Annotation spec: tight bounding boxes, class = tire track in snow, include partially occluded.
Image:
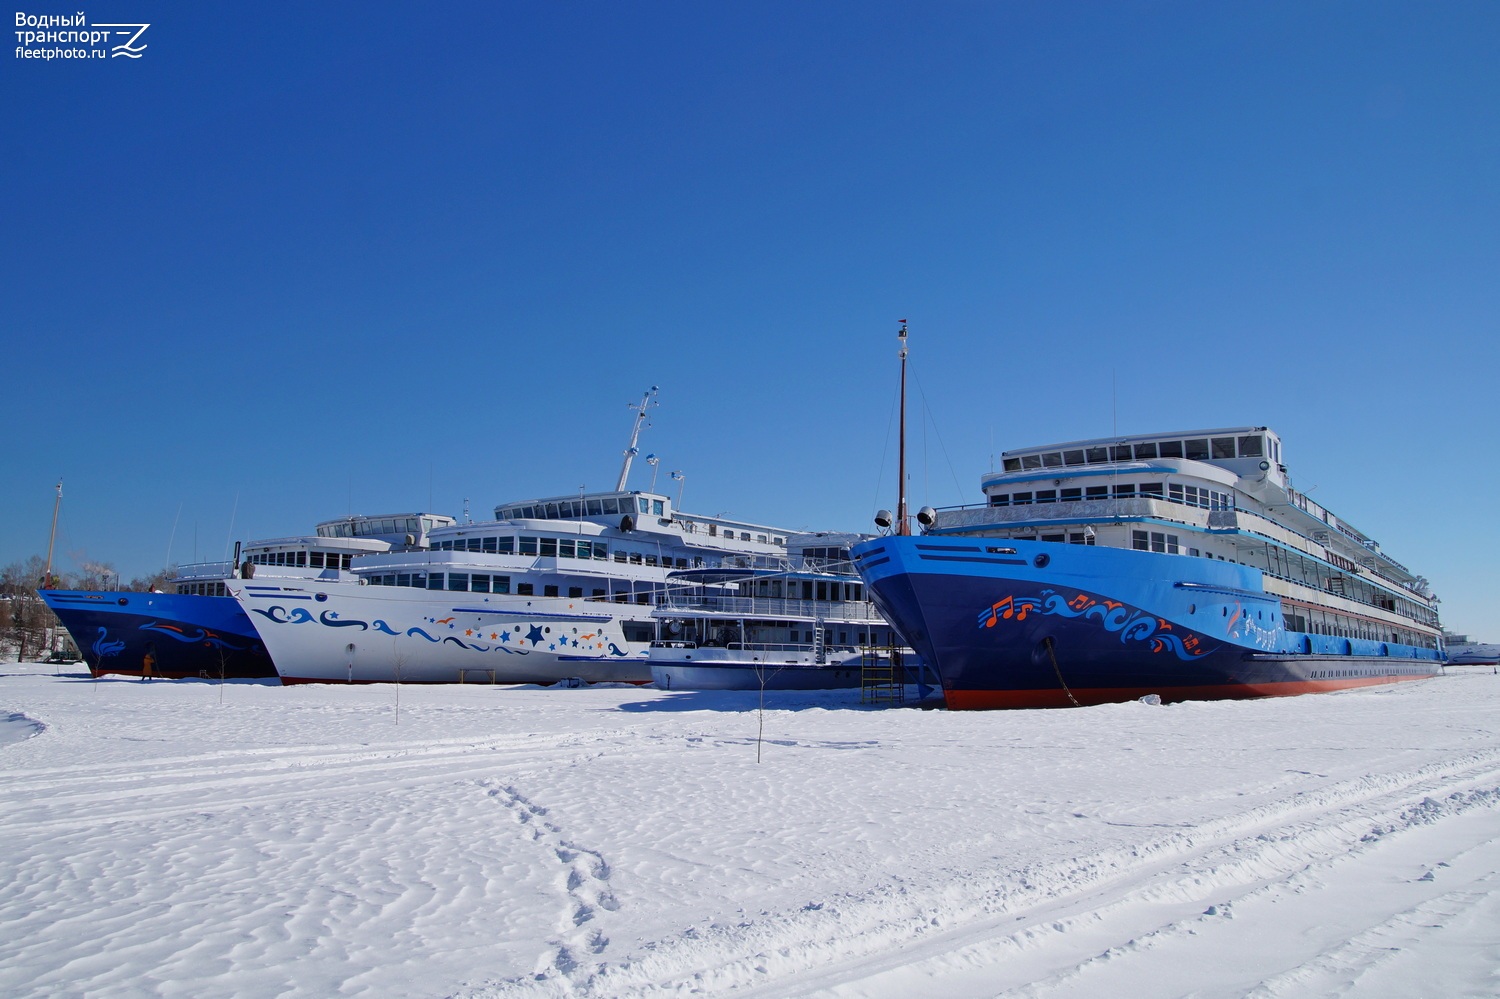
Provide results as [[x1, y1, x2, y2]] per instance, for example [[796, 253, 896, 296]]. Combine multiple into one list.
[[459, 748, 1500, 998], [0, 733, 629, 836]]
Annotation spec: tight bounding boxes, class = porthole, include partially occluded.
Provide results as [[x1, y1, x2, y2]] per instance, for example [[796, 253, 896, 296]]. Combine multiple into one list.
[[315, 593, 328, 602]]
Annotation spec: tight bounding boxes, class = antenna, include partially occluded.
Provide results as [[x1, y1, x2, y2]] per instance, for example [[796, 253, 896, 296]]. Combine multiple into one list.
[[897, 321, 911, 536], [646, 454, 660, 492], [615, 386, 660, 491], [43, 480, 61, 589], [670, 470, 685, 508]]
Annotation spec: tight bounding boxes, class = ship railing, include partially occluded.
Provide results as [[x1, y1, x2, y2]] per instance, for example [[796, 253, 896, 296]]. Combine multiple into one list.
[[649, 640, 863, 656], [173, 559, 236, 582], [654, 594, 882, 621]]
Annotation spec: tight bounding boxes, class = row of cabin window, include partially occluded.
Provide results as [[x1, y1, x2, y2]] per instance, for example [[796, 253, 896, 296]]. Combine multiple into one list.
[[745, 578, 865, 601], [366, 572, 657, 603], [1282, 611, 1432, 647], [177, 581, 229, 596], [433, 534, 697, 568], [319, 516, 443, 539], [1008, 532, 1097, 545], [1002, 434, 1266, 473], [248, 551, 355, 570], [501, 495, 665, 520], [990, 483, 1234, 510]]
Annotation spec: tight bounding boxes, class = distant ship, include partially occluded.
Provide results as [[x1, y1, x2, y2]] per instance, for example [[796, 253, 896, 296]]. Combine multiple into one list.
[[42, 513, 452, 679], [855, 425, 1445, 708], [648, 532, 918, 691], [1443, 634, 1500, 666]]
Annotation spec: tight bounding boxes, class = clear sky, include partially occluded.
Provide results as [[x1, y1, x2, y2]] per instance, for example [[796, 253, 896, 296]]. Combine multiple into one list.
[[3, 2, 1496, 636]]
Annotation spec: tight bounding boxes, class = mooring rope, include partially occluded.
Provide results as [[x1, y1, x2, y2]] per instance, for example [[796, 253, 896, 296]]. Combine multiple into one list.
[[1044, 636, 1082, 707]]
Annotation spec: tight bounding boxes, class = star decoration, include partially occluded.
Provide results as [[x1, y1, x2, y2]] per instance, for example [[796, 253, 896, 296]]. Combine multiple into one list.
[[525, 625, 545, 646]]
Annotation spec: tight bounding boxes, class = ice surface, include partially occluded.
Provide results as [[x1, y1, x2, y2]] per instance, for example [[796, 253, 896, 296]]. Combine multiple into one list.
[[2, 663, 1497, 998]]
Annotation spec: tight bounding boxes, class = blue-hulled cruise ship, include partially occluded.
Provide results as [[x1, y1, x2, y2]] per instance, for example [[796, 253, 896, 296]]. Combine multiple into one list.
[[853, 426, 1445, 708]]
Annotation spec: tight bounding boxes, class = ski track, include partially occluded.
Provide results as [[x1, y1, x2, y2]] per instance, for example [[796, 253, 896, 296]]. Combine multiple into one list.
[[463, 751, 1500, 998]]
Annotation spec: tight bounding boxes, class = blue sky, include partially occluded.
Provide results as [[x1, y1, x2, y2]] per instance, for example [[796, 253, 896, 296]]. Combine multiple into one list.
[[3, 2, 1496, 636]]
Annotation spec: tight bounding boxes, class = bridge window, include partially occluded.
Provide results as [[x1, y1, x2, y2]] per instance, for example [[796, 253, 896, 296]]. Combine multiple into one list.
[[1238, 435, 1263, 458], [1185, 439, 1209, 460], [1212, 437, 1236, 459]]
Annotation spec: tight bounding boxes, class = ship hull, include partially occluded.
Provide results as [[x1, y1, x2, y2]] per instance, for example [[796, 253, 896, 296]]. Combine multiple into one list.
[[852, 537, 1442, 709], [650, 660, 864, 691], [40, 590, 278, 680], [230, 580, 653, 684]]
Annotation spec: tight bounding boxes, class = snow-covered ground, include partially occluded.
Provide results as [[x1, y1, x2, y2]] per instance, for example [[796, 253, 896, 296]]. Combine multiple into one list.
[[3, 663, 1498, 999]]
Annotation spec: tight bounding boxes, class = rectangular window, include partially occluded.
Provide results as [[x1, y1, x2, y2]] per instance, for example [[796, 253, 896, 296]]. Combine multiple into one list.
[[1237, 435, 1263, 458], [652, 499, 665, 515], [1034, 490, 1056, 503], [1169, 483, 1184, 503], [1003, 457, 1022, 472], [497, 536, 514, 554], [1042, 452, 1063, 468], [569, 587, 582, 598], [1114, 483, 1136, 498], [396, 573, 411, 588], [1140, 483, 1163, 498], [427, 573, 445, 590], [1085, 485, 1108, 499], [586, 499, 602, 515], [1012, 492, 1033, 505], [593, 543, 608, 560], [310, 552, 325, 568], [448, 573, 469, 591], [471, 575, 490, 593], [1110, 445, 1132, 461], [1166, 534, 1180, 554], [990, 493, 1010, 507], [481, 537, 497, 553], [1150, 532, 1166, 553], [1133, 442, 1158, 459], [1132, 531, 1150, 551], [516, 583, 533, 596], [1185, 438, 1210, 460], [540, 538, 557, 557], [558, 539, 575, 558], [1061, 488, 1082, 501], [1211, 437, 1236, 459], [1022, 454, 1042, 469], [1042, 533, 1065, 543], [1159, 440, 1183, 458], [1085, 446, 1110, 463], [492, 576, 510, 594], [638, 498, 650, 514], [1063, 449, 1085, 466], [544, 585, 559, 597], [519, 536, 538, 555]]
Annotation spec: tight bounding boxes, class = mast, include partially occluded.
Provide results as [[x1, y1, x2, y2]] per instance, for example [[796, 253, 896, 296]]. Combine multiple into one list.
[[615, 386, 660, 491], [896, 321, 910, 536], [43, 479, 62, 589]]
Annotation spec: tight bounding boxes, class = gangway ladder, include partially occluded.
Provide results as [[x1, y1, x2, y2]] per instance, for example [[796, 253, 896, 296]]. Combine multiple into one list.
[[860, 641, 906, 706], [813, 618, 826, 665]]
